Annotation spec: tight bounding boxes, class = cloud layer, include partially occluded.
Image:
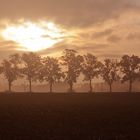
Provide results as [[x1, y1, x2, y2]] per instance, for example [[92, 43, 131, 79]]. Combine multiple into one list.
[[0, 0, 139, 27], [0, 0, 140, 59]]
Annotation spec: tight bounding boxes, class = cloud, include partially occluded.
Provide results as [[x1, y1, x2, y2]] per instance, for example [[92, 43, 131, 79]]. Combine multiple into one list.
[[0, 40, 20, 59], [38, 39, 110, 57], [80, 29, 114, 40], [0, 0, 139, 27], [91, 29, 114, 39], [0, 40, 18, 50], [107, 35, 121, 43], [39, 41, 78, 56], [0, 0, 140, 59], [126, 33, 140, 40]]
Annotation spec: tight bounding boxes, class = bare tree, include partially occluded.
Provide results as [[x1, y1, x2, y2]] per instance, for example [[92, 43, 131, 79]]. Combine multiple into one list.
[[120, 55, 140, 92], [82, 53, 102, 93], [0, 54, 21, 92], [39, 56, 64, 93], [61, 49, 83, 93], [102, 59, 119, 93], [22, 52, 41, 93]]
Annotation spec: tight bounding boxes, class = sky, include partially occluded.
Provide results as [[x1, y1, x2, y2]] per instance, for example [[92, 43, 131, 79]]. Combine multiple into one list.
[[0, 0, 140, 59]]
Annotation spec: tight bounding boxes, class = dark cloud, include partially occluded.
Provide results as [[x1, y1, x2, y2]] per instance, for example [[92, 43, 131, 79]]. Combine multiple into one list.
[[0, 0, 138, 27], [126, 33, 140, 40], [0, 40, 18, 51], [92, 29, 114, 39], [39, 41, 77, 55], [107, 35, 121, 43], [0, 40, 24, 60], [39, 40, 110, 56], [80, 29, 114, 40], [0, 40, 16, 45]]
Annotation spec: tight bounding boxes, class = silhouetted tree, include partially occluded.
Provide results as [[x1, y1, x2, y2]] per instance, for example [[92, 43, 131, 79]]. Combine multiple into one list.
[[120, 55, 140, 92], [39, 57, 64, 93], [61, 49, 83, 92], [22, 52, 41, 93], [82, 54, 102, 93], [0, 54, 21, 92], [102, 59, 119, 93]]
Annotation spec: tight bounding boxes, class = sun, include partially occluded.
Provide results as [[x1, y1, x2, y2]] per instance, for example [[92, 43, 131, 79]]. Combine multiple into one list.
[[1, 21, 65, 52]]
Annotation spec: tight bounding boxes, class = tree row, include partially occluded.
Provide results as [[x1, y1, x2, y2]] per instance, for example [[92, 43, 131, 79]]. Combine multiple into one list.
[[0, 49, 140, 93]]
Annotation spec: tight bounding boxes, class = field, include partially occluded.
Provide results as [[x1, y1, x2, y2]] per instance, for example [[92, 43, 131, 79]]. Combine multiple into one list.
[[0, 93, 140, 140]]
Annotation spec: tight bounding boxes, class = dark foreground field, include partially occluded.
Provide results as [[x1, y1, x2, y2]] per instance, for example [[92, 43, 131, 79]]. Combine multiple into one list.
[[0, 93, 140, 140]]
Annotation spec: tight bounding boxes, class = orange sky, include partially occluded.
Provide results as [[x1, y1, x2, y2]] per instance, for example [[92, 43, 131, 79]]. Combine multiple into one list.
[[0, 0, 140, 59]]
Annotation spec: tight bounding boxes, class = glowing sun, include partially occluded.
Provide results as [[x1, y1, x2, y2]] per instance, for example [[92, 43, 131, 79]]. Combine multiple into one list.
[[1, 21, 65, 52]]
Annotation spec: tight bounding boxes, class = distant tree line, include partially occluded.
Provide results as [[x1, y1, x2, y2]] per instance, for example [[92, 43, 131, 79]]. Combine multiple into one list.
[[0, 49, 140, 93]]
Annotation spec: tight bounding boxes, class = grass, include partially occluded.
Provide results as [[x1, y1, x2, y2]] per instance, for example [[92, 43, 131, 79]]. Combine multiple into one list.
[[0, 93, 140, 139]]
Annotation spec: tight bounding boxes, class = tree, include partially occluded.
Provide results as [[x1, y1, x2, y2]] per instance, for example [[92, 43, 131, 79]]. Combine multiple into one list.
[[120, 55, 140, 92], [102, 59, 119, 93], [0, 54, 21, 92], [82, 54, 102, 93], [40, 56, 64, 93], [61, 49, 83, 92], [22, 52, 41, 93]]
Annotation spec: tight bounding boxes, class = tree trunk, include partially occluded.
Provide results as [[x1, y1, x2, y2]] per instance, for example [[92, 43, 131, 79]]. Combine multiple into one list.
[[29, 78, 32, 93], [109, 83, 112, 93], [89, 79, 93, 93], [50, 82, 53, 93], [69, 82, 73, 93], [129, 80, 132, 93], [8, 81, 12, 93]]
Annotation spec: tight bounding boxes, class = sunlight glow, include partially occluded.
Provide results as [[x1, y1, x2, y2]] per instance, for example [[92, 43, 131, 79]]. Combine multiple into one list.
[[1, 21, 65, 52]]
